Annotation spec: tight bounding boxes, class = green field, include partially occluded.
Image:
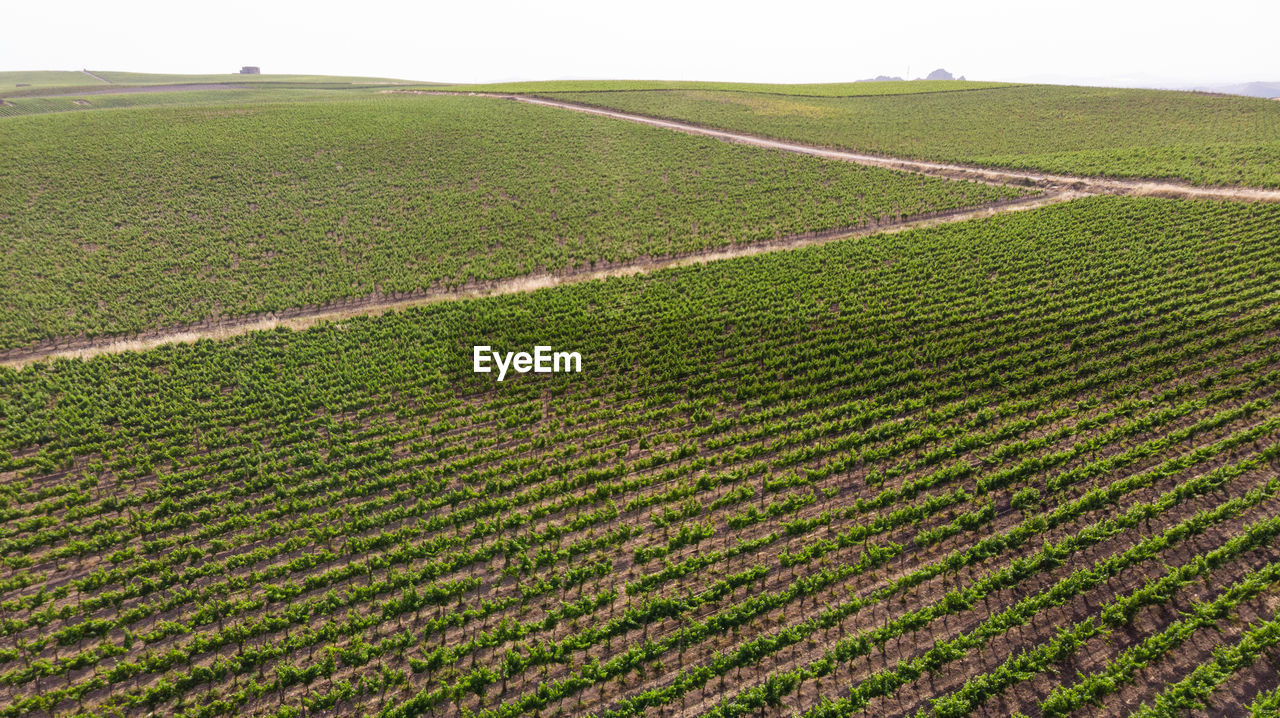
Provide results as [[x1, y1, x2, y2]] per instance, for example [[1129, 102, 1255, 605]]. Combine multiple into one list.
[[0, 94, 1023, 351], [539, 85, 1280, 187], [0, 86, 381, 118], [90, 70, 421, 86], [0, 83, 407, 101], [0, 71, 106, 93], [0, 70, 415, 96], [0, 70, 424, 105], [4, 196, 1280, 717], [420, 79, 1015, 96], [6, 58, 1280, 718]]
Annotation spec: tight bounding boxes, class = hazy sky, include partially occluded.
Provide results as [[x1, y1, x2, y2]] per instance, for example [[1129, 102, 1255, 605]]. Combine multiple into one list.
[[5, 0, 1278, 86]]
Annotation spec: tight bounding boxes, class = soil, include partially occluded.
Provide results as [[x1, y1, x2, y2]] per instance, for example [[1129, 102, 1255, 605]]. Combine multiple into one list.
[[1194, 643, 1280, 717]]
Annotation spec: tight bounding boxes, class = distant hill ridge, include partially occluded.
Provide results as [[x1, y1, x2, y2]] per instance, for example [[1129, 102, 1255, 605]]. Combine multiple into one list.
[[860, 68, 968, 82]]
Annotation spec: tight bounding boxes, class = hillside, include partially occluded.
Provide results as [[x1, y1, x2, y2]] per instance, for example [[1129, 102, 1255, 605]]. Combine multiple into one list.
[[0, 93, 1023, 352], [4, 67, 1280, 718], [0, 71, 427, 118], [0, 71, 108, 93], [418, 79, 1014, 97], [4, 197, 1280, 716], [0, 70, 420, 94], [521, 84, 1280, 187]]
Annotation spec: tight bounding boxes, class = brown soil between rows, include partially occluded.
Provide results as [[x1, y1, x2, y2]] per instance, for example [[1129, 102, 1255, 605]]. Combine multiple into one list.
[[5, 250, 1274, 711], [732, 491, 1280, 718], [22, 406, 1280, 711], [12, 331, 1253, 682], [12, 330, 1280, 716], [9, 289, 1218, 620], [589, 407, 1277, 717], [1191, 644, 1280, 718], [662, 416, 1280, 718], [954, 530, 1280, 718]]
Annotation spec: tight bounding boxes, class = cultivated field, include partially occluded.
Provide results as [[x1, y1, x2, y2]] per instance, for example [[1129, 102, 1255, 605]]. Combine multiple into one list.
[[524, 85, 1280, 188], [0, 87, 388, 119], [4, 66, 1280, 718], [0, 72, 106, 93], [3, 197, 1280, 716], [0, 70, 413, 93], [0, 94, 1025, 352], [419, 80, 1014, 97], [89, 71, 420, 86], [0, 70, 427, 119]]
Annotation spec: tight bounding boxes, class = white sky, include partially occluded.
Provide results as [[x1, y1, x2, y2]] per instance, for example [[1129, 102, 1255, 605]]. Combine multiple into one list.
[[5, 0, 1278, 87]]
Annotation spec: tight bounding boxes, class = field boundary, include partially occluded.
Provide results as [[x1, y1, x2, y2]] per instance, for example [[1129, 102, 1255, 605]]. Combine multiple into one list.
[[402, 91, 1280, 202], [1, 191, 1076, 369]]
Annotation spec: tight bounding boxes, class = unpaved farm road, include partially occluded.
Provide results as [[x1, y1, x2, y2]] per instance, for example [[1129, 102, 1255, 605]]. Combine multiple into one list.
[[9, 90, 1280, 367]]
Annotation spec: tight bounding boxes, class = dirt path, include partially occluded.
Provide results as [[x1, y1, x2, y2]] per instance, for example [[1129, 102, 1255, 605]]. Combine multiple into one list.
[[405, 91, 1280, 203], [1, 191, 1077, 369], [81, 70, 110, 84]]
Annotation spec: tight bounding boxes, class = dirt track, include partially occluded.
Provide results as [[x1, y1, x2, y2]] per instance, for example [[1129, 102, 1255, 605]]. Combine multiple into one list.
[[1, 191, 1077, 369]]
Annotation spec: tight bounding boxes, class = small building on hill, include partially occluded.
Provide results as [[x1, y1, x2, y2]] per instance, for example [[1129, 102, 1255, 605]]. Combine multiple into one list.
[[239, 66, 261, 75]]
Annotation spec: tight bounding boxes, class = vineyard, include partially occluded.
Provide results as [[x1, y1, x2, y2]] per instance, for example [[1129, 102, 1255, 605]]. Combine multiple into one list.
[[4, 196, 1280, 716], [85, 71, 418, 87], [0, 93, 1022, 352], [0, 71, 417, 98], [531, 85, 1280, 188], [0, 87, 381, 119], [0, 72, 107, 94], [416, 80, 1016, 97]]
